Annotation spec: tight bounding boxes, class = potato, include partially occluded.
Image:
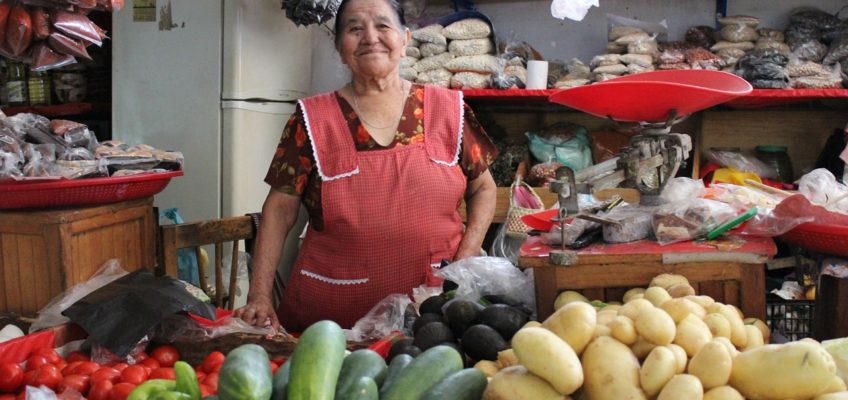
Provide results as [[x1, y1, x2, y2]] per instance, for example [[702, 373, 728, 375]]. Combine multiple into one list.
[[704, 386, 744, 400], [744, 318, 770, 343], [667, 283, 696, 298], [555, 290, 589, 310], [635, 307, 676, 346], [543, 302, 597, 355], [685, 295, 716, 309], [484, 366, 570, 400], [640, 346, 677, 397], [703, 313, 732, 339], [688, 340, 732, 389], [650, 273, 690, 290], [730, 341, 838, 400], [713, 337, 740, 357], [475, 360, 501, 377], [619, 298, 654, 320], [582, 336, 647, 400], [644, 286, 672, 307], [825, 376, 848, 393], [623, 287, 647, 303], [596, 309, 618, 326], [818, 393, 848, 400], [666, 344, 688, 373], [523, 321, 542, 329], [661, 298, 705, 323], [630, 336, 657, 360], [513, 327, 584, 395], [498, 349, 519, 368], [675, 314, 713, 357], [729, 304, 744, 319], [606, 302, 623, 307], [593, 324, 611, 338], [716, 304, 748, 348], [657, 374, 703, 400], [610, 316, 638, 345], [742, 324, 764, 351]]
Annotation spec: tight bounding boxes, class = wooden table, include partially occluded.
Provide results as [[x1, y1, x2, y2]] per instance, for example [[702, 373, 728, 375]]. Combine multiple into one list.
[[519, 236, 776, 321]]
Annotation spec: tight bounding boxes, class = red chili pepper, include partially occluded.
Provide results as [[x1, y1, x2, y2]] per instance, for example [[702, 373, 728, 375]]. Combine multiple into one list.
[[367, 331, 405, 359]]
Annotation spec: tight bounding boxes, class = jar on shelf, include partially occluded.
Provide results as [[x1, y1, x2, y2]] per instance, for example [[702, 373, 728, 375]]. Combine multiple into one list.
[[6, 61, 28, 106], [27, 70, 51, 106], [755, 145, 794, 183]]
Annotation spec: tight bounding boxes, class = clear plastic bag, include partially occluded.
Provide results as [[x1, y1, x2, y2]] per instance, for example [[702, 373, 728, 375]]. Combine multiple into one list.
[[721, 24, 759, 43], [436, 257, 536, 318], [607, 14, 668, 42], [152, 313, 278, 344], [652, 198, 737, 245], [707, 149, 777, 179], [798, 168, 848, 214], [527, 158, 563, 187], [661, 177, 706, 204], [490, 221, 524, 264], [90, 336, 150, 365], [542, 217, 599, 246], [526, 124, 592, 171], [345, 293, 413, 341]]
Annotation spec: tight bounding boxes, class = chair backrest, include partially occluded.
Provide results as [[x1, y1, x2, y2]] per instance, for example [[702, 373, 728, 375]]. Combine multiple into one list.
[[160, 215, 256, 310]]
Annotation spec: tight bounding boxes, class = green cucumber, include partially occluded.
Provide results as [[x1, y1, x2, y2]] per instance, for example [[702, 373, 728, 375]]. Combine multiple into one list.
[[287, 320, 347, 400], [335, 349, 387, 399], [378, 354, 413, 398], [381, 345, 464, 400], [271, 360, 292, 400], [345, 377, 378, 400], [217, 344, 273, 400], [421, 368, 488, 400]]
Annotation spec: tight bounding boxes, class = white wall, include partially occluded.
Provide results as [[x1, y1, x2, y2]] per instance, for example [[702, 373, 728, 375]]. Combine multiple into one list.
[[309, 0, 847, 94]]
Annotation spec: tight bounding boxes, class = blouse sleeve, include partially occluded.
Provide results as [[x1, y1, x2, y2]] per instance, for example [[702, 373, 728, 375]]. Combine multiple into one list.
[[264, 103, 315, 195], [459, 103, 499, 181]]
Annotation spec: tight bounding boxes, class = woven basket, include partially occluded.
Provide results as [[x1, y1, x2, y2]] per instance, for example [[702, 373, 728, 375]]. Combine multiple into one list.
[[506, 181, 544, 237]]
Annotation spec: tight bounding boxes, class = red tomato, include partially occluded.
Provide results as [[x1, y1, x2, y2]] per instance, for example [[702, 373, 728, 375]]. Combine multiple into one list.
[[140, 358, 160, 370], [199, 384, 213, 397], [111, 363, 129, 372], [119, 365, 147, 385], [25, 355, 49, 372], [109, 382, 136, 400], [149, 367, 176, 380], [71, 361, 101, 376], [134, 352, 149, 362], [201, 351, 225, 374], [34, 348, 62, 365], [195, 371, 206, 382], [203, 372, 218, 391], [54, 359, 67, 374], [88, 380, 114, 400], [0, 362, 24, 392], [25, 364, 63, 390], [150, 345, 180, 368], [90, 367, 122, 384], [66, 351, 91, 363], [270, 361, 279, 374], [62, 361, 83, 376], [58, 374, 91, 395]]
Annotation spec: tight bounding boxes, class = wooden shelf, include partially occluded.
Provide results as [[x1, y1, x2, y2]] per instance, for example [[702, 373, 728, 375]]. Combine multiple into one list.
[[1, 102, 109, 118]]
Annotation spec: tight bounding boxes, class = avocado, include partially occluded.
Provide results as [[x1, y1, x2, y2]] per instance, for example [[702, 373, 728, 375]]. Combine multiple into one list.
[[461, 324, 507, 361], [419, 295, 447, 316], [387, 338, 414, 361], [399, 345, 421, 358], [412, 313, 443, 335], [413, 321, 456, 351], [444, 299, 483, 338], [479, 304, 529, 341]]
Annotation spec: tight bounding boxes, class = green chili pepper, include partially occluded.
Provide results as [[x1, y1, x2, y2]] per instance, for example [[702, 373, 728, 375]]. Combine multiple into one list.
[[149, 391, 193, 400], [174, 360, 202, 400], [128, 379, 178, 400]]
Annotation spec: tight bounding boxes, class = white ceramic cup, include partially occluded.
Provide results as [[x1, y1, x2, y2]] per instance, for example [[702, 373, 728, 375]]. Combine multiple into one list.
[[526, 60, 549, 89]]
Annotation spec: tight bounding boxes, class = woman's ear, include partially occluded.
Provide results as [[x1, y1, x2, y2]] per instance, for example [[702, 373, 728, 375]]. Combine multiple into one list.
[[404, 27, 411, 45]]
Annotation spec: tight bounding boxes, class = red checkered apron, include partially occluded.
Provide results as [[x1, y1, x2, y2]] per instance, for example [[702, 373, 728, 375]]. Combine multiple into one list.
[[277, 86, 467, 331]]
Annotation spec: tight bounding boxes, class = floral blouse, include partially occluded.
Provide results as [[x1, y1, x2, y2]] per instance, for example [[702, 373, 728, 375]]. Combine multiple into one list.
[[264, 83, 499, 231]]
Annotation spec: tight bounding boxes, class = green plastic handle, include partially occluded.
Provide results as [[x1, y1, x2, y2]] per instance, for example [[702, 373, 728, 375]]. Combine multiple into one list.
[[706, 207, 758, 240]]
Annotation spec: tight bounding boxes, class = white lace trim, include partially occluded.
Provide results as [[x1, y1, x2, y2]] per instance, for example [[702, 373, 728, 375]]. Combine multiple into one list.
[[430, 91, 464, 167], [298, 99, 361, 181], [301, 269, 368, 285]]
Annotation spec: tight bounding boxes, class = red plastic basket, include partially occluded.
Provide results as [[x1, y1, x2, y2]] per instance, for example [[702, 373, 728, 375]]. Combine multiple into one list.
[[779, 222, 848, 257], [0, 170, 183, 210]]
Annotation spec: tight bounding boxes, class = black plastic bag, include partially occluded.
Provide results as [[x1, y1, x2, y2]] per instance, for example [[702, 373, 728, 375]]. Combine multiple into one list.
[[63, 270, 215, 358]]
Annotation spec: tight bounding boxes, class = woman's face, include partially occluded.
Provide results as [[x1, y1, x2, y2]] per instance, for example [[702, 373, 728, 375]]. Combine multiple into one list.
[[336, 0, 408, 80]]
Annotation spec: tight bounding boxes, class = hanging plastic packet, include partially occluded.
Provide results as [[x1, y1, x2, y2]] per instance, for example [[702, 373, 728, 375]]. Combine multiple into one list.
[[6, 4, 33, 57], [49, 31, 92, 60], [51, 10, 102, 47], [31, 42, 77, 72]]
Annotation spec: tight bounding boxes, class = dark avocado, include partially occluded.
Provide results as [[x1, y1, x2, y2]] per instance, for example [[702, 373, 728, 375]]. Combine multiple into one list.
[[412, 313, 443, 335], [461, 324, 507, 361], [478, 304, 529, 341], [444, 299, 483, 338], [412, 321, 456, 351], [419, 295, 447, 316], [387, 338, 414, 361], [399, 345, 421, 358]]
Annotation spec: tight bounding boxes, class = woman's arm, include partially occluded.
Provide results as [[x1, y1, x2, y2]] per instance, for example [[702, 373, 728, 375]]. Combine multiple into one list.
[[454, 169, 497, 260], [234, 189, 301, 329]]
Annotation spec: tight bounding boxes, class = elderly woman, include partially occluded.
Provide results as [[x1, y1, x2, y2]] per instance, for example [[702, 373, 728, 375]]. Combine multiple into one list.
[[235, 0, 498, 331]]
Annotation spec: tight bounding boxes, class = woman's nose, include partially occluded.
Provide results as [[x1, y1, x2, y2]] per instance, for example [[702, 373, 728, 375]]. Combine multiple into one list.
[[361, 25, 379, 43]]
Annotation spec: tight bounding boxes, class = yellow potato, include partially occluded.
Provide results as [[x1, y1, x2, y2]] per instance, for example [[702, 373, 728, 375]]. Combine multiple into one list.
[[729, 304, 744, 319], [607, 301, 623, 306], [713, 337, 740, 357], [523, 321, 542, 329], [824, 375, 848, 393], [817, 391, 848, 400], [744, 317, 770, 343], [685, 295, 716, 309], [703, 313, 732, 339], [582, 336, 646, 400], [661, 298, 706, 323], [674, 314, 713, 357], [630, 336, 657, 360], [730, 341, 838, 400], [619, 298, 654, 321], [688, 340, 733, 389], [742, 324, 764, 351], [623, 287, 647, 303], [635, 307, 676, 346], [650, 273, 690, 290], [596, 309, 618, 326], [543, 302, 597, 355], [475, 360, 502, 378], [704, 386, 744, 400], [666, 344, 689, 373], [498, 348, 519, 368], [644, 286, 672, 307], [610, 316, 638, 345], [513, 327, 584, 395], [716, 304, 748, 348], [667, 283, 696, 298], [640, 346, 677, 397], [657, 374, 704, 400], [601, 304, 622, 312], [484, 366, 570, 400], [554, 290, 589, 310], [593, 324, 611, 338]]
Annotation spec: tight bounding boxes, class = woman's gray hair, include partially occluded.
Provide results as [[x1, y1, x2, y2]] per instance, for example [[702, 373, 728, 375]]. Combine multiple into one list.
[[333, 0, 406, 46]]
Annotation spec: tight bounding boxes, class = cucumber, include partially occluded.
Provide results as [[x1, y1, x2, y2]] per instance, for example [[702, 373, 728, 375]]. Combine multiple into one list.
[[345, 377, 378, 400], [287, 320, 347, 400], [379, 354, 414, 398], [217, 344, 273, 400], [271, 360, 292, 400], [381, 345, 464, 400], [335, 349, 387, 400], [421, 368, 487, 400]]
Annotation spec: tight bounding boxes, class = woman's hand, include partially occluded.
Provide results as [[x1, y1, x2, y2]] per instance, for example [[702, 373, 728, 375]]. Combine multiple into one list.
[[234, 294, 280, 330]]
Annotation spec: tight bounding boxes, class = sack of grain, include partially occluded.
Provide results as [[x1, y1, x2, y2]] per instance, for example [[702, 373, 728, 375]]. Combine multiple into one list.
[[400, 67, 418, 81], [627, 64, 655, 74], [711, 40, 755, 52], [555, 78, 590, 88], [409, 38, 420, 47], [416, 68, 452, 87], [614, 32, 650, 46], [628, 37, 658, 55], [718, 15, 759, 27], [757, 28, 784, 42], [401, 56, 418, 69], [443, 54, 500, 74], [609, 26, 645, 41], [590, 54, 621, 68], [443, 18, 491, 40], [755, 39, 790, 54], [414, 52, 455, 73], [787, 61, 830, 77], [721, 24, 759, 42], [504, 65, 527, 83], [412, 24, 446, 46], [450, 72, 491, 89], [594, 72, 620, 82], [593, 63, 628, 75], [566, 58, 591, 78], [420, 42, 447, 57], [448, 38, 493, 56], [405, 46, 421, 58], [620, 53, 653, 67], [606, 41, 627, 54]]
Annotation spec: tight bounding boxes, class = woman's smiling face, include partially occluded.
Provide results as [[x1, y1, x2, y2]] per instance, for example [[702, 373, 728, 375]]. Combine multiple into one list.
[[336, 0, 408, 79]]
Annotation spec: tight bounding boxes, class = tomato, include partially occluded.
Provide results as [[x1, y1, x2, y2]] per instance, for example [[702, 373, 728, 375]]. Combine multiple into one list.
[[90, 367, 122, 384], [54, 359, 67, 374], [58, 374, 91, 395], [34, 348, 62, 365], [150, 345, 180, 368], [88, 380, 113, 400], [111, 363, 129, 372], [108, 382, 136, 400], [270, 361, 279, 374], [134, 352, 149, 362], [66, 351, 91, 363], [25, 364, 63, 390], [200, 351, 225, 374], [71, 361, 101, 376], [140, 358, 160, 370], [119, 365, 147, 385], [199, 384, 213, 397], [202, 372, 218, 391], [149, 367, 176, 380], [62, 361, 83, 376], [0, 362, 24, 392], [25, 355, 49, 371], [195, 370, 206, 382]]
